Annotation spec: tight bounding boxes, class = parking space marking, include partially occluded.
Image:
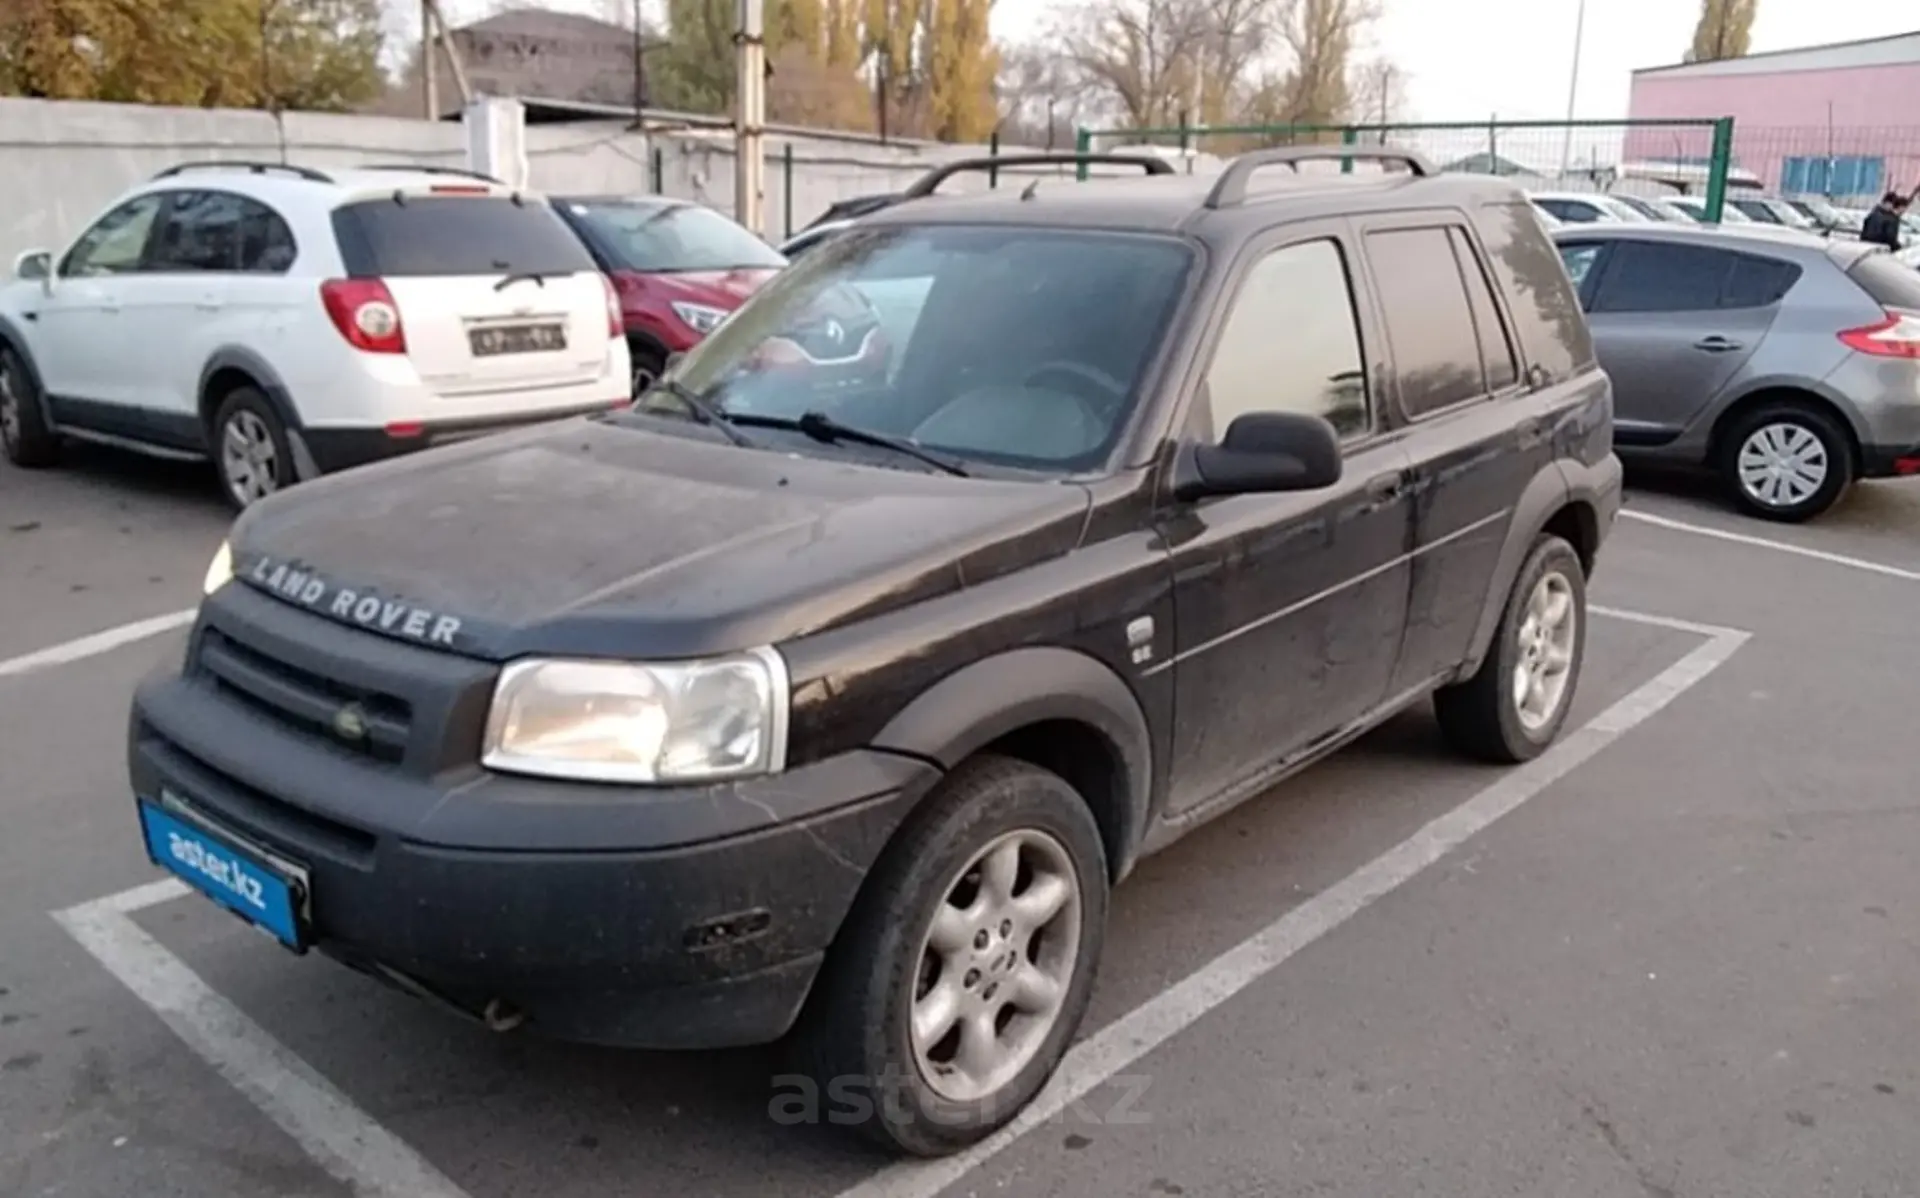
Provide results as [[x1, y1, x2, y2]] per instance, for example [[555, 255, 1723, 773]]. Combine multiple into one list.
[[1623, 509, 1920, 582], [53, 893, 472, 1198], [0, 608, 196, 680], [836, 606, 1750, 1198]]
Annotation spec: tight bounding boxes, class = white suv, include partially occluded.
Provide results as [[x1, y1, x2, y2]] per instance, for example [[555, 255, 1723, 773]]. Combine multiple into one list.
[[0, 162, 630, 507]]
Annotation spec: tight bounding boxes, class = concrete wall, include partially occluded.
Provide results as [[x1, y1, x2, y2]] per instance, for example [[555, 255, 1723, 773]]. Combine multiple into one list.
[[0, 96, 1040, 266], [1625, 57, 1920, 200]]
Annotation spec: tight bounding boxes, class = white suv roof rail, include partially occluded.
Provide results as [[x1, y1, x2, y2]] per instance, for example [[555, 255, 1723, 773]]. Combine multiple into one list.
[[151, 161, 333, 184]]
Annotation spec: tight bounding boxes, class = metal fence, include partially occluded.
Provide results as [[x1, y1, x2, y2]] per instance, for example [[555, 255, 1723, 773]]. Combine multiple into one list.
[[1078, 119, 1744, 219]]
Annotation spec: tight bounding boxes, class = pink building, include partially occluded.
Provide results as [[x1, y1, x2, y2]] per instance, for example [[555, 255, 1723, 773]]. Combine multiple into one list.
[[1625, 30, 1920, 203]]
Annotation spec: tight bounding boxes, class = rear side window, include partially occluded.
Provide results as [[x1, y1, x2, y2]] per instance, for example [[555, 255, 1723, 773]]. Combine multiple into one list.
[[1448, 228, 1520, 391], [1476, 201, 1593, 382], [1722, 255, 1802, 308], [1593, 241, 1799, 313], [149, 191, 297, 273], [331, 197, 595, 278], [1849, 251, 1920, 309], [1365, 226, 1486, 418]]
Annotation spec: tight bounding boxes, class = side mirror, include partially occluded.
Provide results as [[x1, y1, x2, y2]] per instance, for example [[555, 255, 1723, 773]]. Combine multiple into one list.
[[13, 250, 50, 281], [1175, 411, 1343, 501]]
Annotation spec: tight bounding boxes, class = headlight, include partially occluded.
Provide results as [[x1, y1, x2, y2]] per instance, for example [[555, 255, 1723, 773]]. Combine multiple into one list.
[[481, 649, 789, 784], [203, 540, 233, 596], [671, 301, 729, 334]]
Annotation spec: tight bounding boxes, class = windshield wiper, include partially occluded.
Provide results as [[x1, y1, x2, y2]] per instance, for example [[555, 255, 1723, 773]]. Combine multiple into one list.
[[730, 410, 970, 477], [494, 271, 546, 291], [644, 379, 758, 448]]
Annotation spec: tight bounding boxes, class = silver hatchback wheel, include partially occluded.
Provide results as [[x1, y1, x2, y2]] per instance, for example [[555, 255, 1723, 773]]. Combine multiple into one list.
[[1513, 570, 1577, 732], [1736, 421, 1828, 510], [220, 409, 281, 507], [910, 828, 1083, 1104]]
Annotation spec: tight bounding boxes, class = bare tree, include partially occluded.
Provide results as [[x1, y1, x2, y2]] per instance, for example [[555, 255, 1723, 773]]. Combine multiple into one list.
[[1347, 56, 1406, 130], [1055, 0, 1215, 132]]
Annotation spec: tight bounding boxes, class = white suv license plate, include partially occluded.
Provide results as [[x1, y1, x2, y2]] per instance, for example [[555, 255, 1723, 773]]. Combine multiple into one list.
[[469, 323, 567, 357]]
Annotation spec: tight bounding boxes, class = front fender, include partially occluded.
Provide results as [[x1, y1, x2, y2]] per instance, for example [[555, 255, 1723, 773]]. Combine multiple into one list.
[[871, 646, 1153, 875]]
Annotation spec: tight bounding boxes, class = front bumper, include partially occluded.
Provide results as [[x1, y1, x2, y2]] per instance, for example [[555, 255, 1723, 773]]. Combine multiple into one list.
[[128, 594, 938, 1049]]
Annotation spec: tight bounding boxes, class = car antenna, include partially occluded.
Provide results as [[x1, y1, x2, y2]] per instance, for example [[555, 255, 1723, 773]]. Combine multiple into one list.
[[1020, 178, 1042, 201]]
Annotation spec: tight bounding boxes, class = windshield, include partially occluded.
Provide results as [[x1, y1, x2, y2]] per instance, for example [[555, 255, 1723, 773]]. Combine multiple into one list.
[[643, 225, 1194, 473], [568, 200, 787, 272]]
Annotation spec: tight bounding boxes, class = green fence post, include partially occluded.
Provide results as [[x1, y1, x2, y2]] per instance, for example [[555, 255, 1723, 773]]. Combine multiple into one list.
[[1487, 115, 1498, 175], [1340, 126, 1357, 174], [649, 145, 663, 193], [1075, 127, 1091, 181], [782, 143, 794, 238], [1705, 117, 1735, 223], [989, 128, 1000, 189]]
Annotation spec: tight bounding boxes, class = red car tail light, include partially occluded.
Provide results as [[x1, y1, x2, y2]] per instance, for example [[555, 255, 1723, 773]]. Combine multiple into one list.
[[320, 279, 407, 354], [1839, 310, 1920, 360]]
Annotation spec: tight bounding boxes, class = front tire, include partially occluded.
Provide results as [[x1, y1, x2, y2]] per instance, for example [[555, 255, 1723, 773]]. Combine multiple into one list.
[[796, 755, 1109, 1156], [0, 344, 59, 468], [1435, 534, 1587, 764], [1718, 401, 1852, 522], [629, 342, 667, 398], [210, 387, 295, 511]]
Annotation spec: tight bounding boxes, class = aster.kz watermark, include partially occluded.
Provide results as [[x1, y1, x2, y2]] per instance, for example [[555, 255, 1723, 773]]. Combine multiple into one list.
[[768, 1068, 1152, 1128]]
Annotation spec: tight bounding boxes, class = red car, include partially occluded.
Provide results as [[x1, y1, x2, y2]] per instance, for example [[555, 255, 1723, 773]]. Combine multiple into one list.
[[553, 196, 787, 392]]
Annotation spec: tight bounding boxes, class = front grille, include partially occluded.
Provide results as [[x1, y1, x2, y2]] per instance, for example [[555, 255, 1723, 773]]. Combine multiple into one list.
[[198, 627, 413, 764]]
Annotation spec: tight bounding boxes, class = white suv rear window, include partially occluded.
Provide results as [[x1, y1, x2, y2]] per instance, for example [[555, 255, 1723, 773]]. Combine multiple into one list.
[[331, 197, 595, 278]]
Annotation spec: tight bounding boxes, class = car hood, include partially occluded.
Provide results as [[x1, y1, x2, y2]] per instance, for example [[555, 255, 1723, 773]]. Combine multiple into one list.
[[228, 419, 1092, 661], [631, 268, 778, 309]]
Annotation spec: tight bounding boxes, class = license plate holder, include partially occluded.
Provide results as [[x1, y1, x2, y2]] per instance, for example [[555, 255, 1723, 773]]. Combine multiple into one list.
[[138, 793, 311, 952], [468, 323, 567, 357]]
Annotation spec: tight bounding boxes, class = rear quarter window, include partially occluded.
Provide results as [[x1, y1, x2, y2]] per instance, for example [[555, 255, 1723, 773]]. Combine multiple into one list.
[[1847, 251, 1920, 310], [331, 196, 596, 278], [1475, 201, 1595, 381]]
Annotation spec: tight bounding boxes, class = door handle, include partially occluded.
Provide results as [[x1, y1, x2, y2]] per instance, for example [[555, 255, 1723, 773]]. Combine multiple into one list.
[[1365, 472, 1405, 502], [1693, 335, 1743, 353]]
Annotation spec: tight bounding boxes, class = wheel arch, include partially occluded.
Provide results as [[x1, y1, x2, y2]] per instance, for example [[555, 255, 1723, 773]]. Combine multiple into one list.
[[1706, 383, 1864, 476], [1459, 465, 1583, 680], [197, 348, 302, 434], [870, 647, 1153, 883], [0, 314, 53, 424]]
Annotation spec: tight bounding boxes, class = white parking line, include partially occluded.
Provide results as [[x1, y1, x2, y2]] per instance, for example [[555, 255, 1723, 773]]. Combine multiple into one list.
[[836, 606, 1750, 1198], [1623, 509, 1920, 582], [0, 608, 196, 680], [53, 894, 472, 1198]]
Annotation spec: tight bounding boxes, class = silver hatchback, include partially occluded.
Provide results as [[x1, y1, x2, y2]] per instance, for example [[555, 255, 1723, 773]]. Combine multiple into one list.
[[1553, 224, 1920, 520]]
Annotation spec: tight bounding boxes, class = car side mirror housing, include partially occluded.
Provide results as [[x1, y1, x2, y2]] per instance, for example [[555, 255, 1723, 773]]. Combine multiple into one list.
[[1176, 411, 1343, 502], [13, 250, 50, 282]]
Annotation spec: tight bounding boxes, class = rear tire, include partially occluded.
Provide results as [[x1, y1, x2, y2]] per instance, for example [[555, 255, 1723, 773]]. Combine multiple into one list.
[[1718, 401, 1852, 523], [629, 342, 667, 398], [0, 344, 59, 468], [210, 387, 295, 511], [794, 755, 1109, 1157], [1435, 534, 1587, 764]]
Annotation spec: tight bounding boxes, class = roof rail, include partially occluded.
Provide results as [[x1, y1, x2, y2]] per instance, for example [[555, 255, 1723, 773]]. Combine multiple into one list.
[[902, 153, 1174, 199], [356, 164, 505, 183], [1203, 146, 1437, 209], [150, 161, 334, 184]]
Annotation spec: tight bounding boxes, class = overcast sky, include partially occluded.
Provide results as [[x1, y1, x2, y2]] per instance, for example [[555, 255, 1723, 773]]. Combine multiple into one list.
[[433, 0, 1915, 125]]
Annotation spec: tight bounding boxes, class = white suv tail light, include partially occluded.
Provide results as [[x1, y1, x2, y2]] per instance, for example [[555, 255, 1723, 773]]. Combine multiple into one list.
[[320, 278, 408, 354], [601, 274, 625, 338], [1838, 309, 1920, 360]]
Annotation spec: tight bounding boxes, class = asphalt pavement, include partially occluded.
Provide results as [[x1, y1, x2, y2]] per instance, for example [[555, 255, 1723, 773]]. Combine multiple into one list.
[[4, 447, 1920, 1198]]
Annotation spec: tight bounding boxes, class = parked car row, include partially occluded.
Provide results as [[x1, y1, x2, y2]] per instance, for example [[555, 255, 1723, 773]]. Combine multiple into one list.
[[0, 163, 794, 509]]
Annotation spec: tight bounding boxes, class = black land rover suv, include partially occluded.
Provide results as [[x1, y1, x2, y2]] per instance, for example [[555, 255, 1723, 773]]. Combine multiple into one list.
[[129, 147, 1621, 1156]]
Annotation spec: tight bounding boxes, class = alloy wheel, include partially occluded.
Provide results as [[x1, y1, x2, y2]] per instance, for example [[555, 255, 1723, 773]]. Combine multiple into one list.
[[1513, 570, 1577, 732], [221, 410, 280, 507], [1736, 421, 1828, 509], [910, 828, 1083, 1104]]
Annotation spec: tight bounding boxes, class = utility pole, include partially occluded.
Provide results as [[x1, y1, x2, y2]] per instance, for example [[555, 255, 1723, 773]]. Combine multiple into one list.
[[632, 0, 647, 124], [421, 0, 438, 119], [735, 0, 766, 236], [1559, 0, 1587, 179]]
